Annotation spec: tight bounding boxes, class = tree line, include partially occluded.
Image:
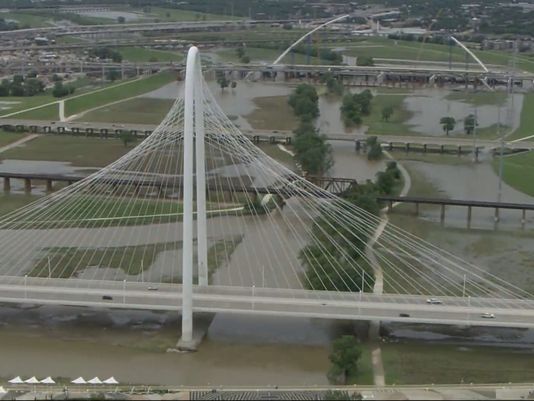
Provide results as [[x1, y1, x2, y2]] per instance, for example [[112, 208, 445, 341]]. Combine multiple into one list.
[[0, 75, 44, 97]]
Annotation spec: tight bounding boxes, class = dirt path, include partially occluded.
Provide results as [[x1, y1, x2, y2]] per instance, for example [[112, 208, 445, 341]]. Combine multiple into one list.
[[0, 134, 40, 153]]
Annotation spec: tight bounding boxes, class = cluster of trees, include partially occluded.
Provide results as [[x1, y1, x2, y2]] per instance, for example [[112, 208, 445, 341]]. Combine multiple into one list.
[[328, 335, 363, 386], [0, 75, 45, 97], [293, 121, 333, 176], [0, 17, 18, 31], [52, 81, 75, 98], [356, 56, 374, 66], [235, 46, 250, 64], [288, 83, 319, 121], [216, 71, 237, 91], [288, 84, 333, 177], [366, 136, 383, 161], [321, 73, 344, 97], [440, 114, 478, 135], [89, 47, 122, 63], [298, 163, 404, 294], [340, 90, 373, 127]]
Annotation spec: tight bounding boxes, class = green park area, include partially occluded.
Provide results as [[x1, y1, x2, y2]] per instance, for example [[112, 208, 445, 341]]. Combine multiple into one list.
[[216, 46, 326, 65], [0, 131, 28, 147], [80, 98, 174, 125], [493, 151, 534, 197], [0, 136, 132, 167], [12, 71, 176, 121], [145, 6, 241, 21], [509, 92, 534, 140], [445, 90, 508, 106], [119, 47, 184, 63], [364, 90, 415, 136], [64, 71, 176, 118], [0, 193, 40, 218], [383, 342, 534, 384]]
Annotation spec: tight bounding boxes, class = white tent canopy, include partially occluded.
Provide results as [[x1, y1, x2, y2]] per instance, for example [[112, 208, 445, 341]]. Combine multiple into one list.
[[24, 377, 39, 384], [71, 377, 87, 384], [40, 377, 55, 384], [8, 376, 23, 384], [87, 377, 102, 384], [103, 377, 119, 385]]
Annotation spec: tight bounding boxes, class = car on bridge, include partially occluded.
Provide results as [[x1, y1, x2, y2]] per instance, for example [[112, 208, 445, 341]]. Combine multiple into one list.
[[102, 295, 113, 300], [399, 313, 410, 318], [426, 298, 442, 304], [480, 313, 495, 319]]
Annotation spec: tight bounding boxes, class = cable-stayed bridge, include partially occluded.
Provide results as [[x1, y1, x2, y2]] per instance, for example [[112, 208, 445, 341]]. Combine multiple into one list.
[[0, 46, 532, 349]]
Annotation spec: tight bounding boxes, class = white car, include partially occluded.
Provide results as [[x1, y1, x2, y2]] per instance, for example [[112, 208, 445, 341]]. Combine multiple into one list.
[[480, 313, 495, 319], [426, 298, 442, 305], [147, 286, 159, 291]]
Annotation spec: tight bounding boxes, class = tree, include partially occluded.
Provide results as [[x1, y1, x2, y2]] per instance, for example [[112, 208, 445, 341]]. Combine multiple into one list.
[[24, 78, 44, 96], [236, 47, 245, 59], [106, 69, 121, 82], [117, 16, 125, 23], [356, 56, 374, 66], [381, 105, 394, 122], [52, 82, 73, 98], [341, 90, 373, 127], [241, 55, 250, 64], [288, 84, 319, 121], [231, 81, 237, 89], [329, 335, 362, 384], [119, 131, 136, 147], [293, 129, 333, 176], [324, 390, 363, 400], [216, 71, 229, 91], [464, 114, 478, 135], [366, 136, 383, 160], [440, 116, 456, 135]]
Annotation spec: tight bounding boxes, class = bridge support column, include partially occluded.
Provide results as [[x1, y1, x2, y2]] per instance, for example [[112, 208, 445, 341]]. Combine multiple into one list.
[[494, 207, 500, 222], [521, 209, 526, 226], [467, 206, 472, 227], [440, 204, 445, 223], [46, 179, 53, 193], [423, 144, 427, 153], [415, 202, 419, 216], [3, 177, 10, 192], [24, 178, 31, 193]]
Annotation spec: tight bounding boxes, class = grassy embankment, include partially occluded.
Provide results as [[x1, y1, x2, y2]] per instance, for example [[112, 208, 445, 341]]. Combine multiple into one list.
[[216, 46, 326, 65], [1, 136, 132, 167], [0, 131, 29, 147], [119, 47, 184, 63], [80, 98, 174, 125], [492, 151, 534, 196], [145, 6, 242, 21], [383, 342, 534, 384]]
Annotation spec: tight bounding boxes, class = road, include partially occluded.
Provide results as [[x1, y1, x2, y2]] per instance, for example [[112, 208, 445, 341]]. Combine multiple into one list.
[[2, 118, 533, 150], [1, 276, 534, 329]]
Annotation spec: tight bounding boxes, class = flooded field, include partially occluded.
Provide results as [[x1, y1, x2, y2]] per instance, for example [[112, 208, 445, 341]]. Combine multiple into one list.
[[143, 81, 521, 136]]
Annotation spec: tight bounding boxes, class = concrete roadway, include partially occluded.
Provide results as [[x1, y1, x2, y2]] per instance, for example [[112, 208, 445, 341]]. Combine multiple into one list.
[[1, 276, 534, 329], [2, 118, 533, 150]]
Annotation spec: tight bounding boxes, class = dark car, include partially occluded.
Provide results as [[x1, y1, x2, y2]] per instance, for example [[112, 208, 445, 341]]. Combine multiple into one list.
[[102, 295, 113, 300], [399, 313, 410, 317]]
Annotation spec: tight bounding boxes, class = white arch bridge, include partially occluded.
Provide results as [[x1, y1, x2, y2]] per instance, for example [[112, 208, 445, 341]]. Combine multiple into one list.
[[0, 47, 532, 349]]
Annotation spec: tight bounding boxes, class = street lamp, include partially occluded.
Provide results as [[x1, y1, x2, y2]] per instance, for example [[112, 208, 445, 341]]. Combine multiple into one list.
[[122, 279, 126, 304], [47, 256, 51, 278], [24, 274, 27, 299], [252, 284, 255, 310]]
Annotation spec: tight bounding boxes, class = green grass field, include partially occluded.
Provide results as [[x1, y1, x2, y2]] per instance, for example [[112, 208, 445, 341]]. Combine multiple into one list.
[[146, 6, 242, 21], [445, 91, 507, 106], [364, 91, 415, 136], [6, 12, 54, 28], [120, 47, 184, 63], [80, 98, 174, 124], [0, 131, 28, 147], [492, 151, 534, 196], [383, 342, 534, 384], [509, 92, 534, 140], [65, 71, 176, 118], [0, 193, 40, 218], [30, 241, 181, 278], [0, 136, 132, 167], [0, 95, 58, 118], [216, 46, 326, 64]]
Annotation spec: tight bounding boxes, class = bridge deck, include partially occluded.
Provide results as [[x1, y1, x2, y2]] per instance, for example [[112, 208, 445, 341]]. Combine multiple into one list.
[[378, 196, 534, 211], [0, 276, 532, 329]]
